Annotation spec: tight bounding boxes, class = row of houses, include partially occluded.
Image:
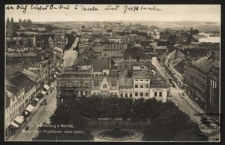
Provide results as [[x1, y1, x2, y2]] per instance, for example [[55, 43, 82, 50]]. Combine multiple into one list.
[[161, 47, 220, 114], [57, 47, 171, 106], [5, 69, 51, 139]]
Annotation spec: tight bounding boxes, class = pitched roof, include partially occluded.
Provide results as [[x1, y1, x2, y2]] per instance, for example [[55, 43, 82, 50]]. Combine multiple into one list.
[[77, 59, 110, 72], [133, 70, 149, 79], [119, 78, 133, 88], [174, 59, 185, 74], [155, 46, 167, 49], [192, 57, 219, 73], [21, 69, 40, 82], [124, 47, 151, 60], [9, 73, 36, 93], [150, 72, 170, 88]]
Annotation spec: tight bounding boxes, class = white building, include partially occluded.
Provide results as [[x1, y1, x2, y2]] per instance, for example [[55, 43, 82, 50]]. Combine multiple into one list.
[[132, 70, 151, 99]]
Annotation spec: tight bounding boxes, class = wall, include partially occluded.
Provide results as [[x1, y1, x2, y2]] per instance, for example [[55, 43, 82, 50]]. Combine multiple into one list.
[[150, 88, 170, 102]]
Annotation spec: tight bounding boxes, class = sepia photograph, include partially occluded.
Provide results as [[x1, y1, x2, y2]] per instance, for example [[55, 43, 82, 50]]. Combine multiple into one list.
[[4, 4, 220, 142]]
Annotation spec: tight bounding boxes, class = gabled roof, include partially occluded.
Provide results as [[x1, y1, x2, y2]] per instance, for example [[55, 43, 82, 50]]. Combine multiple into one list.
[[9, 73, 36, 93], [119, 78, 133, 88], [77, 59, 110, 72], [124, 47, 151, 60], [174, 59, 185, 74], [192, 57, 219, 73]]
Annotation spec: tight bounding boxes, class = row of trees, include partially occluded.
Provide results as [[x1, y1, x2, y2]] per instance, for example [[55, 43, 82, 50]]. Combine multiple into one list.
[[18, 18, 33, 27], [59, 96, 165, 127], [143, 105, 208, 141], [35, 95, 207, 141]]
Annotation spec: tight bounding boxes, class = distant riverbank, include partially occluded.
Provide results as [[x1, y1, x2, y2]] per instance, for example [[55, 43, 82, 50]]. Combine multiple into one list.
[[195, 33, 220, 43]]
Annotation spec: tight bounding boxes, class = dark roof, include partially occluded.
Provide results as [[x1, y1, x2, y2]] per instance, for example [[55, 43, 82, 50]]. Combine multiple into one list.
[[6, 85, 20, 95], [9, 73, 36, 93], [77, 59, 109, 72], [141, 41, 152, 46], [124, 47, 151, 60], [150, 72, 170, 88], [192, 57, 219, 73], [174, 60, 185, 74]]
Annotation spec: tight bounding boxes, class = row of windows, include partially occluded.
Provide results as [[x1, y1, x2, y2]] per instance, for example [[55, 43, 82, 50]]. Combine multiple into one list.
[[135, 92, 149, 97], [121, 93, 132, 97], [154, 92, 163, 97], [135, 79, 149, 81], [62, 82, 90, 87], [209, 79, 218, 104], [134, 84, 149, 88]]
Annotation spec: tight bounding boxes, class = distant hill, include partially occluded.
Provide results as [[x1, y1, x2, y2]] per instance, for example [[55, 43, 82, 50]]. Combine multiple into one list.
[[36, 20, 220, 33]]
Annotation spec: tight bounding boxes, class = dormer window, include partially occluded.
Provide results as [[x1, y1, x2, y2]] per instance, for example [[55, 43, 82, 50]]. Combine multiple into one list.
[[103, 84, 107, 88]]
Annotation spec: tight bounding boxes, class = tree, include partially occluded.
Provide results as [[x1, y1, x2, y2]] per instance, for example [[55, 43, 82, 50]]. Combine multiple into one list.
[[19, 19, 22, 24], [27, 19, 33, 26], [118, 97, 132, 127], [190, 28, 194, 35], [143, 98, 162, 121], [131, 98, 146, 127], [143, 105, 208, 141], [10, 17, 14, 23], [193, 29, 200, 35], [6, 17, 10, 26]]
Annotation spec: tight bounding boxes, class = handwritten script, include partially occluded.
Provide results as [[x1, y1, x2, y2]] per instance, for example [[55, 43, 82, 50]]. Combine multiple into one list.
[[5, 4, 162, 14]]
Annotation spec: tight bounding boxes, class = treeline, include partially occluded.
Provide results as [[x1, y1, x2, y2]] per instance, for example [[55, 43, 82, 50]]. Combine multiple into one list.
[[18, 18, 33, 27]]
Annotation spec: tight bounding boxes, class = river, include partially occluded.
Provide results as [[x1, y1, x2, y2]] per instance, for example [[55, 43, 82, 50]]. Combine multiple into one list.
[[198, 33, 220, 43]]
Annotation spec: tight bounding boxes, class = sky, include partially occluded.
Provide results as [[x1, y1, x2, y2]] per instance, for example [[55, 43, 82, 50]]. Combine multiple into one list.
[[5, 4, 221, 22]]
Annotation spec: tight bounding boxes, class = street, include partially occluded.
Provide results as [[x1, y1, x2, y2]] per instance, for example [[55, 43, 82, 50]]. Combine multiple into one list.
[[151, 58, 220, 141], [7, 81, 57, 141]]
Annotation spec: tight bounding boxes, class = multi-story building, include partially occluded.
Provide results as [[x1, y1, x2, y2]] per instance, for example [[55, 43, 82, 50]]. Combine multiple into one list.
[[184, 53, 219, 111], [102, 42, 127, 51], [132, 69, 150, 99], [5, 72, 38, 138], [109, 37, 126, 43], [207, 65, 219, 115], [149, 71, 171, 102], [54, 30, 68, 50], [5, 81, 25, 139]]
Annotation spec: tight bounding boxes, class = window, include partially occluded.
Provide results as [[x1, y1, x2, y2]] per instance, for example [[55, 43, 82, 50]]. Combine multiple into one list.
[[80, 91, 83, 96], [140, 85, 143, 88], [140, 93, 143, 97], [94, 80, 99, 86], [121, 94, 123, 97], [125, 94, 128, 97], [140, 80, 143, 81], [130, 94, 132, 97], [154, 92, 157, 96], [159, 92, 162, 97], [146, 85, 149, 88], [146, 93, 149, 96], [103, 84, 107, 88], [71, 82, 75, 87], [136, 56, 140, 61], [62, 82, 67, 87], [135, 92, 138, 96], [111, 81, 117, 86], [75, 82, 80, 87], [135, 85, 138, 88]]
